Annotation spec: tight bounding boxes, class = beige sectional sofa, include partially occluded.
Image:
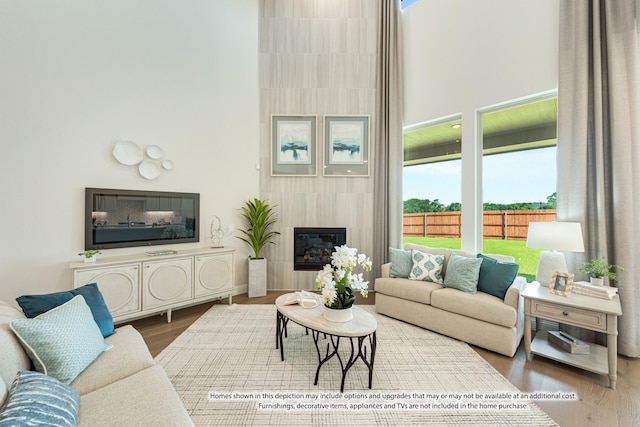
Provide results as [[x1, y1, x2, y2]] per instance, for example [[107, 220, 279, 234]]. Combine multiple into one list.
[[0, 300, 193, 426], [375, 244, 527, 357]]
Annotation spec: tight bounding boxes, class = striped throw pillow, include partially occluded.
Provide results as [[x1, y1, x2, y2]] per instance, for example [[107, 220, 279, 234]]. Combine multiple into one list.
[[0, 370, 80, 427]]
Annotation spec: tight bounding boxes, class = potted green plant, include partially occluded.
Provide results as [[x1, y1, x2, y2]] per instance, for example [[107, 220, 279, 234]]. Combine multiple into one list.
[[580, 256, 624, 286], [236, 198, 280, 297], [78, 249, 102, 263]]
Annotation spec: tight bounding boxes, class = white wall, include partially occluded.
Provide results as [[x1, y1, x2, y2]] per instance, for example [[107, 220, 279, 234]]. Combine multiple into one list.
[[402, 0, 559, 251], [0, 1, 259, 303]]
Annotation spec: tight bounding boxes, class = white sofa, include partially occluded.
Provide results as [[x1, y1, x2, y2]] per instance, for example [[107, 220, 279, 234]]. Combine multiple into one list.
[[0, 300, 193, 426], [375, 244, 527, 357]]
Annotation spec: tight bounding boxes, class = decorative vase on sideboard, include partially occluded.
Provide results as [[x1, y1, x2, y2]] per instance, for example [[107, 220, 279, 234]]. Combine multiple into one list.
[[248, 257, 267, 298], [323, 305, 353, 322]]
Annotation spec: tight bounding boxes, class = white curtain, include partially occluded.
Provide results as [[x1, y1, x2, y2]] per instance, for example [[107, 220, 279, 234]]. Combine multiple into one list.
[[373, 0, 404, 278], [557, 0, 640, 357]]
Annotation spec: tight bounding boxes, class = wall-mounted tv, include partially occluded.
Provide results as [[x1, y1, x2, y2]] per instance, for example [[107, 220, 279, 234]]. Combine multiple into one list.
[[85, 188, 200, 250]]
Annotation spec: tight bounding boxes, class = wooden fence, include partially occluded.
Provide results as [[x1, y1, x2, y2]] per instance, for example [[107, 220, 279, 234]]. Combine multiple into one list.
[[403, 209, 557, 241]]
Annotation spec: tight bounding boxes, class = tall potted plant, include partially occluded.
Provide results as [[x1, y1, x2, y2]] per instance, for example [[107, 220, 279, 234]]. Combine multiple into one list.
[[236, 198, 280, 297]]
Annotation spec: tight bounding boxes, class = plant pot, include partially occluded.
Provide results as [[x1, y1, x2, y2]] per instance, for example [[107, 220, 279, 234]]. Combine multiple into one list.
[[248, 257, 267, 298], [84, 255, 97, 263], [323, 305, 353, 322], [590, 277, 604, 286]]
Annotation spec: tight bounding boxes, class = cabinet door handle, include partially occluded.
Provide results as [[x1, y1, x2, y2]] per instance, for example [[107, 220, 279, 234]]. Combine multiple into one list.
[[563, 311, 569, 316]]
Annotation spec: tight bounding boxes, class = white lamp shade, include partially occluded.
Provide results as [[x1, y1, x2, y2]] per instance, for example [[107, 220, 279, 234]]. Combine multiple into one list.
[[526, 222, 585, 252]]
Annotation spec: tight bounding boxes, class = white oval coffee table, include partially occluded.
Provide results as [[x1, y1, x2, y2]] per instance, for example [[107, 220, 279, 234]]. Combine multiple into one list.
[[275, 293, 377, 393]]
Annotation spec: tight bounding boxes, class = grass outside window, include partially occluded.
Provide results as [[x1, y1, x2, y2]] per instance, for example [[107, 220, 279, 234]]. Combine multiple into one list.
[[402, 237, 540, 282]]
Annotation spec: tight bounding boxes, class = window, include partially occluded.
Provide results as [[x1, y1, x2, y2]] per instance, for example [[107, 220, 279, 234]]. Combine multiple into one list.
[[480, 92, 558, 281], [403, 115, 462, 250], [401, 0, 418, 10]]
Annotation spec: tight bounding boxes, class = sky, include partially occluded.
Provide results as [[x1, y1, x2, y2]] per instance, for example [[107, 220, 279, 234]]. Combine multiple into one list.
[[403, 146, 557, 205]]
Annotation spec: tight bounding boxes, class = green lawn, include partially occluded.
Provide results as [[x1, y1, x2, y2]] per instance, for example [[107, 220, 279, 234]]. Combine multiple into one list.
[[402, 236, 540, 282]]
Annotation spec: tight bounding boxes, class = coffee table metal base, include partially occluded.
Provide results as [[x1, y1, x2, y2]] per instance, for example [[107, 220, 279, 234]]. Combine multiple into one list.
[[276, 310, 376, 393]]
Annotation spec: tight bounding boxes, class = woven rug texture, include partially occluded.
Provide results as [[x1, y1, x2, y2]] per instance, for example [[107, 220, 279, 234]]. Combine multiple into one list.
[[155, 304, 557, 426]]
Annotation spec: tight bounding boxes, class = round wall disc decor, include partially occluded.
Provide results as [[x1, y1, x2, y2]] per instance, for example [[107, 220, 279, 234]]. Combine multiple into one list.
[[113, 141, 144, 165], [139, 160, 161, 180]]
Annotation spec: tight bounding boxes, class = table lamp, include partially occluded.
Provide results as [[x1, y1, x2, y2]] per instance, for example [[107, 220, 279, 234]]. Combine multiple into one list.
[[526, 222, 585, 287]]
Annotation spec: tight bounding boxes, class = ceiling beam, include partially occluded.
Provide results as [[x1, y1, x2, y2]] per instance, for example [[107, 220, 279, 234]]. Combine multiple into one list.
[[404, 123, 557, 166]]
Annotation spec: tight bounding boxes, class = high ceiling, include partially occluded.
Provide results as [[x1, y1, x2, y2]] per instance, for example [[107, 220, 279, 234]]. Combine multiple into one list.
[[404, 97, 558, 166]]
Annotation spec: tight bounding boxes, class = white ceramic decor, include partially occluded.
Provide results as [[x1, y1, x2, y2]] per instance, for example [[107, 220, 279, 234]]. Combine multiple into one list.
[[162, 160, 174, 170], [146, 145, 164, 159], [112, 141, 175, 179], [139, 160, 161, 180], [113, 141, 144, 165]]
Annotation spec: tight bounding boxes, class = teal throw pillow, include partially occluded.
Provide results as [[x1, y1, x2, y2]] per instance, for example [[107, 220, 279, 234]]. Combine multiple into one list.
[[16, 283, 115, 337], [0, 370, 79, 427], [477, 254, 520, 299], [443, 253, 483, 294], [10, 295, 112, 385], [389, 248, 413, 278], [408, 249, 444, 283]]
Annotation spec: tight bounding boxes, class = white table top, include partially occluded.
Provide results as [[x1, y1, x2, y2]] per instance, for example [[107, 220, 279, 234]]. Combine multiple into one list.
[[275, 293, 377, 337], [522, 282, 622, 315]]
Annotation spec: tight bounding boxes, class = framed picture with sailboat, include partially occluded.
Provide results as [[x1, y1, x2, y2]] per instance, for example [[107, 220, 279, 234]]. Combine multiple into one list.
[[271, 115, 317, 176], [323, 115, 369, 176]]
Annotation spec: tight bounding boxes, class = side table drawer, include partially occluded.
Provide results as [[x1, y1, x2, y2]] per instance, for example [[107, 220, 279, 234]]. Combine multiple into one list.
[[531, 301, 607, 332]]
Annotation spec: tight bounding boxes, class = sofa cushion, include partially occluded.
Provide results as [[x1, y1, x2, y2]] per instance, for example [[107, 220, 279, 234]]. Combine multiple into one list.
[[442, 253, 482, 294], [403, 244, 452, 276], [0, 302, 31, 407], [77, 365, 194, 427], [431, 287, 518, 328], [374, 276, 443, 305], [408, 249, 444, 283], [10, 296, 111, 385], [71, 325, 155, 395], [389, 248, 413, 278], [0, 370, 79, 427], [16, 283, 115, 338], [477, 254, 520, 299]]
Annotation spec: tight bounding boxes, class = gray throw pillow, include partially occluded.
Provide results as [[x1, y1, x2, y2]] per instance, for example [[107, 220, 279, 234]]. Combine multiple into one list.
[[389, 247, 412, 278], [443, 253, 483, 294]]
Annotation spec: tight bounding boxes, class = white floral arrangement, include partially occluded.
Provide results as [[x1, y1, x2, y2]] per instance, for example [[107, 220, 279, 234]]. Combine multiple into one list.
[[315, 245, 372, 309]]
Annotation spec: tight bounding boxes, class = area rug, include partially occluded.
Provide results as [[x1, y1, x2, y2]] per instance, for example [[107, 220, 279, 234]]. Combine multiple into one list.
[[155, 304, 557, 426]]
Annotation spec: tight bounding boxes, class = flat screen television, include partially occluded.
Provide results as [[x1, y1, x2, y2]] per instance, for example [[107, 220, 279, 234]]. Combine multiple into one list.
[[85, 188, 200, 250]]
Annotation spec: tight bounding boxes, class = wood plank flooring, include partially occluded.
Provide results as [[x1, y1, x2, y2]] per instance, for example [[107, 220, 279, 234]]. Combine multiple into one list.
[[128, 291, 640, 427]]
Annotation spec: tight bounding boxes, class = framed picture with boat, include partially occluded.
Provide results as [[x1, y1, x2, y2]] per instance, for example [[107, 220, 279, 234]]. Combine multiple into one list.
[[271, 115, 317, 176], [323, 115, 370, 176]]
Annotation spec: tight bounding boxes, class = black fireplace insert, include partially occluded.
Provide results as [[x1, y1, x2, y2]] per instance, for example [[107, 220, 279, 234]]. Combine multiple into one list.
[[294, 227, 347, 271]]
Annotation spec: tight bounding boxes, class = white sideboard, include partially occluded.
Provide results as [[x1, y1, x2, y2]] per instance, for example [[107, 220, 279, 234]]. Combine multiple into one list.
[[70, 247, 235, 323]]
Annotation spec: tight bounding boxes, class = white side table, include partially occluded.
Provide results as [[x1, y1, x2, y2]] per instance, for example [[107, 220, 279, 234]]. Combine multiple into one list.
[[522, 283, 622, 389]]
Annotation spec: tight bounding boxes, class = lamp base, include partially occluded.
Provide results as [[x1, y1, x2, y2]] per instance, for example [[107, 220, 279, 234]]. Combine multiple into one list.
[[536, 251, 568, 287]]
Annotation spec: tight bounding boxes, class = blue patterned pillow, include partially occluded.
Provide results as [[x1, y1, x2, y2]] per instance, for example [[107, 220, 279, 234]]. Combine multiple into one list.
[[0, 370, 79, 427], [10, 295, 111, 385], [408, 249, 445, 283], [16, 283, 115, 338]]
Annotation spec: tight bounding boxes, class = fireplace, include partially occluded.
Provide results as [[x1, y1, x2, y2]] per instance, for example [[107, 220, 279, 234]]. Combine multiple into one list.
[[294, 227, 346, 271]]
